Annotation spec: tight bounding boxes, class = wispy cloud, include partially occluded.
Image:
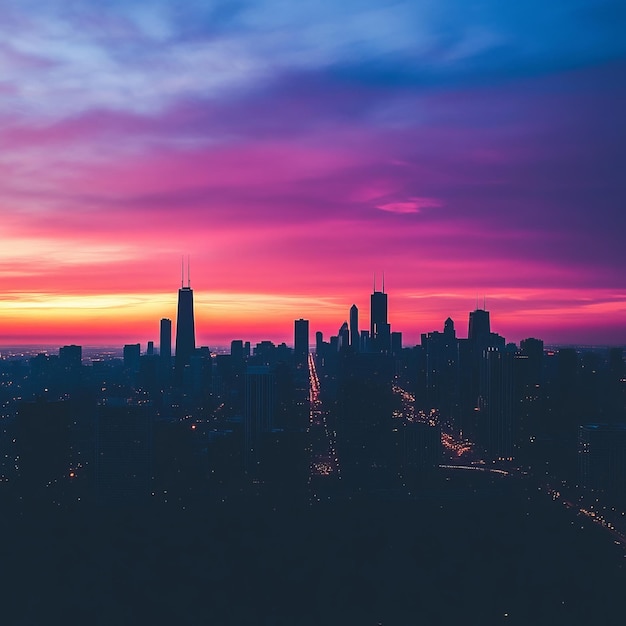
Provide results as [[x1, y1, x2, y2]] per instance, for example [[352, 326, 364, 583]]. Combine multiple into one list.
[[376, 197, 443, 214]]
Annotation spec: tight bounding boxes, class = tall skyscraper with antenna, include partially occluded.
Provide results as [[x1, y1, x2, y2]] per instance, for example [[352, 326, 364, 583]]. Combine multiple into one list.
[[175, 257, 195, 377], [370, 273, 390, 353]]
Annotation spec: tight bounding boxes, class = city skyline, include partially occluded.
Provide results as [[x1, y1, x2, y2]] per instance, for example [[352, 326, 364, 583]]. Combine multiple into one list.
[[0, 278, 623, 351], [1, 1, 625, 346]]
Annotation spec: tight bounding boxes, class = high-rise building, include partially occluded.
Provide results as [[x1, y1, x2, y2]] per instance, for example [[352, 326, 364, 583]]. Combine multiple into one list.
[[231, 339, 244, 363], [160, 318, 172, 362], [123, 343, 141, 373], [315, 331, 324, 356], [294, 319, 309, 366], [468, 308, 490, 344], [370, 277, 390, 353], [338, 321, 349, 351], [59, 344, 82, 369], [391, 331, 402, 355], [478, 348, 514, 461], [175, 264, 195, 375], [160, 318, 172, 385], [421, 319, 459, 422], [350, 304, 359, 350]]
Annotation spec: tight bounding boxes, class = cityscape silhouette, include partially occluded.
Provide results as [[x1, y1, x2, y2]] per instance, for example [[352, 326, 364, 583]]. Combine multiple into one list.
[[1, 1, 625, 624], [1, 277, 625, 624]]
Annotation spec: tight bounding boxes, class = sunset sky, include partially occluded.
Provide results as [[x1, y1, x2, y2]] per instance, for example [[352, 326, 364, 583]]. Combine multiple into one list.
[[1, 1, 625, 347]]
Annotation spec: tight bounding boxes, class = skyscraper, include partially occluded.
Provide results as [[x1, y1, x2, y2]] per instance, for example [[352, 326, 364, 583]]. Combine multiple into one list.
[[478, 347, 514, 461], [315, 331, 323, 356], [468, 308, 490, 344], [350, 304, 359, 350], [370, 276, 390, 353], [160, 318, 172, 384], [338, 321, 349, 351], [123, 343, 141, 373], [175, 261, 195, 375], [160, 319, 171, 360], [59, 344, 82, 369], [294, 319, 309, 366]]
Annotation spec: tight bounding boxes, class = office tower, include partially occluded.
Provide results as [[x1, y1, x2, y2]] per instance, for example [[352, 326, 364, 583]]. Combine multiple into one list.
[[338, 321, 349, 351], [160, 318, 172, 387], [391, 331, 402, 355], [478, 348, 514, 461], [370, 276, 390, 353], [421, 319, 460, 422], [231, 340, 244, 363], [520, 338, 544, 386], [175, 262, 196, 375], [59, 344, 82, 369], [468, 308, 490, 343], [123, 343, 141, 373], [146, 341, 154, 356], [350, 304, 359, 350], [190, 346, 213, 405], [517, 338, 544, 447], [294, 319, 309, 366], [160, 318, 172, 364], [315, 331, 323, 355]]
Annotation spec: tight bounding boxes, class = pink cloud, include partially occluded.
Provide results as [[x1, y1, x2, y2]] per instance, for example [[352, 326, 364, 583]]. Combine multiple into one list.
[[376, 197, 443, 214]]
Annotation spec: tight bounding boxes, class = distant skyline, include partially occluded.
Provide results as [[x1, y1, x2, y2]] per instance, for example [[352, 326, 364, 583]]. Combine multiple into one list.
[[1, 1, 625, 346]]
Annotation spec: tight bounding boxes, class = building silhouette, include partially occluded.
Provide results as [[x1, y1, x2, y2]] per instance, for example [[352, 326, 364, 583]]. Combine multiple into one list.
[[420, 318, 460, 423], [468, 307, 491, 344], [59, 345, 82, 369], [175, 264, 196, 378], [478, 347, 514, 460], [123, 343, 141, 373], [350, 304, 359, 350], [370, 276, 390, 353], [294, 319, 309, 366], [160, 318, 172, 361], [338, 321, 350, 351]]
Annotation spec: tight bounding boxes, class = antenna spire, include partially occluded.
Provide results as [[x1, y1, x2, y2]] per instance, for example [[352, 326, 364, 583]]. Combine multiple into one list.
[[382, 272, 385, 294], [181, 256, 184, 288], [483, 295, 486, 310], [187, 255, 191, 288], [373, 272, 376, 292]]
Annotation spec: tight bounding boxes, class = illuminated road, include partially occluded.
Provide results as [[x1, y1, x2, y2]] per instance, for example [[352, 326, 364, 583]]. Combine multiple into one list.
[[392, 381, 477, 465], [307, 354, 340, 501], [544, 484, 626, 549]]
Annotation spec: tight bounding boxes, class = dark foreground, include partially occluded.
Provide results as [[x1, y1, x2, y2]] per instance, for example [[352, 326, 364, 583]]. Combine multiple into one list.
[[1, 473, 625, 626]]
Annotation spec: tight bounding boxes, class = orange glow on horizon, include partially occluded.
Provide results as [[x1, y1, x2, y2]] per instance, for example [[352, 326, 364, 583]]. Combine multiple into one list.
[[0, 286, 624, 348]]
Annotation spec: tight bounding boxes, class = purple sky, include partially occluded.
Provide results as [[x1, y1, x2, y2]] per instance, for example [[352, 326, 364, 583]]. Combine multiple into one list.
[[1, 1, 625, 346]]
